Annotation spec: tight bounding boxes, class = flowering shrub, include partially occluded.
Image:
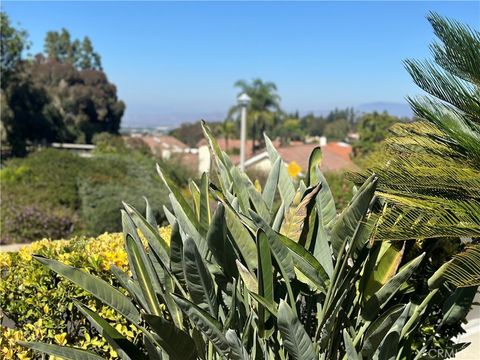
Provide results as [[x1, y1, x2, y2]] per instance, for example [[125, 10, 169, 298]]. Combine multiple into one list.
[[0, 226, 171, 359]]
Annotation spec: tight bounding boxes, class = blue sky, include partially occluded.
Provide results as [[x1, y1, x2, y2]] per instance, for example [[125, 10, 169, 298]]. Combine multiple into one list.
[[3, 1, 479, 126]]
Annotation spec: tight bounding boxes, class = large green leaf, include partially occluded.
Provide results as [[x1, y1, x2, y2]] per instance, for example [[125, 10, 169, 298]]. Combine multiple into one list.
[[361, 304, 405, 358], [236, 259, 258, 293], [250, 211, 295, 279], [172, 294, 231, 357], [315, 167, 336, 231], [362, 253, 425, 320], [306, 146, 322, 187], [18, 342, 105, 360], [183, 237, 218, 317], [277, 301, 317, 360], [125, 234, 163, 316], [225, 206, 258, 271], [362, 242, 405, 302], [264, 133, 296, 208], [225, 329, 249, 360], [169, 193, 207, 256], [169, 221, 185, 282], [263, 157, 282, 211], [330, 175, 377, 258], [199, 172, 211, 234], [278, 233, 329, 293], [312, 205, 334, 278], [231, 166, 251, 212], [33, 256, 140, 324], [257, 230, 274, 337], [373, 304, 411, 360], [110, 265, 148, 311], [123, 203, 170, 267], [143, 314, 197, 360], [207, 203, 238, 278], [343, 329, 360, 360], [441, 286, 478, 326], [74, 301, 147, 360]]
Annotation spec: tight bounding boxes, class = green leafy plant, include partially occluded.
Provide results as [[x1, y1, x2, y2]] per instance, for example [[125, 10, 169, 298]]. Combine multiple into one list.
[[17, 120, 475, 359]]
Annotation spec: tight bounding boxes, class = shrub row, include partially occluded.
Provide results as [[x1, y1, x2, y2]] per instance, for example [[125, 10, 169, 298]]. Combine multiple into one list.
[[0, 227, 172, 359], [0, 147, 192, 244]]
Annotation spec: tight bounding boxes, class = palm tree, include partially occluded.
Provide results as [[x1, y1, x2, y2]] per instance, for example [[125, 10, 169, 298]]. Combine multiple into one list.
[[352, 13, 480, 286], [228, 78, 282, 152]]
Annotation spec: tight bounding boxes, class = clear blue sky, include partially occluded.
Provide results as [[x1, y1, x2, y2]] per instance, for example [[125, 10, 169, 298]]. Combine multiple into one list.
[[3, 1, 479, 126]]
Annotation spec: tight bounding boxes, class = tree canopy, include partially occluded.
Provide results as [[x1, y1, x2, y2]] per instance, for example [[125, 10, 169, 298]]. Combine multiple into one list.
[[0, 12, 123, 156]]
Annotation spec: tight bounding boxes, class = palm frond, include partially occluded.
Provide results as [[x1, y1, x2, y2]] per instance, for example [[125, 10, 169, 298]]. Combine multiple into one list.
[[428, 12, 480, 85], [443, 244, 480, 287]]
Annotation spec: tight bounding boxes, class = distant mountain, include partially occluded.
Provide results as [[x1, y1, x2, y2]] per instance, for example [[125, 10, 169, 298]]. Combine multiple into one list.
[[355, 102, 413, 118], [122, 102, 413, 130], [123, 111, 226, 129]]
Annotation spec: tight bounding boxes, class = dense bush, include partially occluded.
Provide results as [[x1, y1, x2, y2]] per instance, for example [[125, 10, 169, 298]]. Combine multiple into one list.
[[0, 227, 172, 359], [18, 124, 476, 360], [0, 148, 185, 244]]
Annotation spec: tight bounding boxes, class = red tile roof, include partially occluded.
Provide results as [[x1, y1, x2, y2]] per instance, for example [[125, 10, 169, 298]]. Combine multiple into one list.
[[198, 137, 356, 173]]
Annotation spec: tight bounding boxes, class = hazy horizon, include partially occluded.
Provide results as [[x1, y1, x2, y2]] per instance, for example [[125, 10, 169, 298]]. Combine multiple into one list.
[[4, 1, 479, 127]]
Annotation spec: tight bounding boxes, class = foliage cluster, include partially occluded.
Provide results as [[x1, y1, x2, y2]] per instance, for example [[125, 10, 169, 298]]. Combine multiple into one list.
[[351, 112, 400, 158], [0, 227, 172, 359], [0, 12, 124, 156], [19, 122, 476, 360], [0, 147, 188, 244]]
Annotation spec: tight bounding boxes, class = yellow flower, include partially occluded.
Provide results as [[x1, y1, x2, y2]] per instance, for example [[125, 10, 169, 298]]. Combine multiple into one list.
[[0, 252, 12, 268], [54, 332, 67, 346], [287, 161, 301, 178], [43, 304, 49, 314]]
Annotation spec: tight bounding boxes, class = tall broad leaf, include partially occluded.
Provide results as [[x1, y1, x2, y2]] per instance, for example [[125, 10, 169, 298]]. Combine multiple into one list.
[[183, 237, 218, 317], [250, 211, 295, 279], [343, 329, 360, 360], [33, 256, 140, 324], [199, 172, 211, 234], [264, 133, 296, 208], [330, 175, 377, 258], [277, 301, 317, 360], [18, 342, 105, 360], [172, 294, 231, 357], [262, 157, 282, 212], [362, 253, 425, 320], [361, 304, 405, 358], [441, 286, 478, 326], [74, 301, 147, 360], [279, 233, 329, 293], [373, 304, 411, 360], [281, 184, 321, 244], [225, 207, 258, 271], [257, 230, 274, 337], [225, 329, 249, 360], [314, 167, 336, 232], [143, 314, 197, 360]]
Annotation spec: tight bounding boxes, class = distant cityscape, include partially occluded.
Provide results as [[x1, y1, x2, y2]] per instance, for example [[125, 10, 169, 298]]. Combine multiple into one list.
[[120, 101, 413, 132]]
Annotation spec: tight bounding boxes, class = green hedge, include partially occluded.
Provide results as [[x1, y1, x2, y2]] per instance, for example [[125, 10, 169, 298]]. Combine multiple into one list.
[[0, 148, 189, 244], [0, 227, 172, 359]]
